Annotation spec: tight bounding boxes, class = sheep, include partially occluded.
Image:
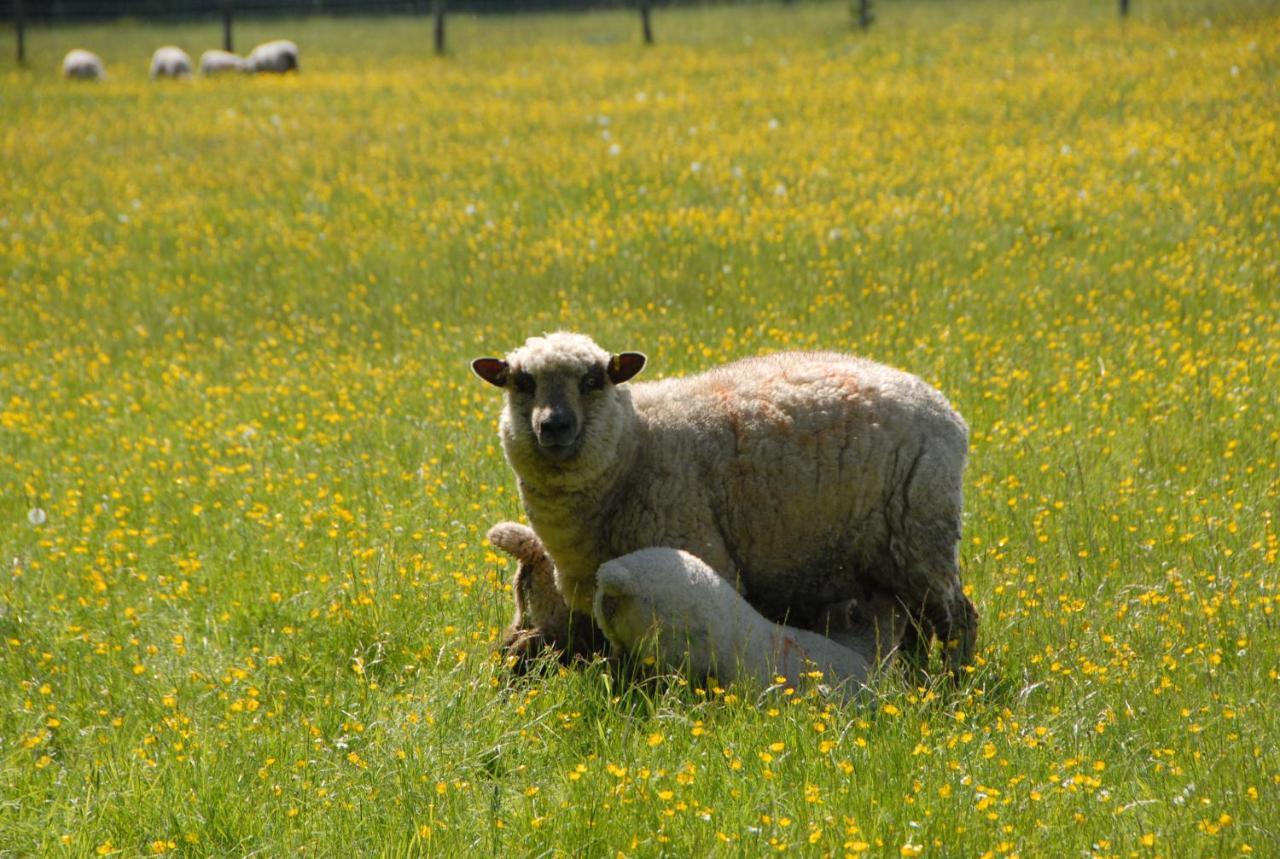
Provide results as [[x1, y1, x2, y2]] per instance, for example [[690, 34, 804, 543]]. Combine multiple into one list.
[[246, 40, 299, 74], [199, 49, 246, 75], [488, 521, 602, 672], [594, 546, 904, 696], [149, 46, 193, 79], [487, 520, 900, 695], [472, 332, 978, 676], [62, 49, 105, 80]]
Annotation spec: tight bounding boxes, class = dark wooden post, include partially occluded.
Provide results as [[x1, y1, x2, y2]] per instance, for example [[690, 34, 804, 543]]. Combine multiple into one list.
[[640, 0, 653, 45], [433, 0, 446, 55], [856, 0, 874, 30], [1119, 0, 1130, 16], [222, 2, 233, 53], [15, 0, 25, 67]]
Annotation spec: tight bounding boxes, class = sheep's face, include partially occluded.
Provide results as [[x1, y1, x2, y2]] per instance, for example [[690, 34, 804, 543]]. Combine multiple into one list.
[[473, 332, 645, 467]]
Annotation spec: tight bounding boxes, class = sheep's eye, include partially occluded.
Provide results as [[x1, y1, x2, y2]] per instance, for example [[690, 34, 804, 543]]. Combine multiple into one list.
[[580, 368, 605, 393], [514, 372, 536, 394]]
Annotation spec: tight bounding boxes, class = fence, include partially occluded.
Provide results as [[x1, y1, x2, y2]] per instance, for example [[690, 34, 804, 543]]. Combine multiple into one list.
[[9, 0, 1137, 65]]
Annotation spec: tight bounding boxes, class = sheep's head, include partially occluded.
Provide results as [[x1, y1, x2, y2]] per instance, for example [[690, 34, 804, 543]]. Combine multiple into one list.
[[473, 332, 645, 470]]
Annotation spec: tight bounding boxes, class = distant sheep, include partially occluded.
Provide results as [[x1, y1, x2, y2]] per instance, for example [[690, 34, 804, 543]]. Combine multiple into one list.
[[246, 40, 299, 74], [488, 521, 601, 672], [62, 49, 105, 80], [199, 49, 246, 75], [149, 46, 193, 79], [473, 332, 978, 676], [594, 547, 903, 696]]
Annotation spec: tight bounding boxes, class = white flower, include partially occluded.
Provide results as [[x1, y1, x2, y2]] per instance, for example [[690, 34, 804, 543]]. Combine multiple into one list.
[[28, 508, 47, 526]]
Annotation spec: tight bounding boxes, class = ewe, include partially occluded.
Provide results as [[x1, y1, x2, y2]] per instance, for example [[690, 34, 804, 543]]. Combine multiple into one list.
[[149, 46, 193, 79], [199, 49, 246, 75], [474, 332, 978, 676], [246, 40, 299, 73], [62, 49, 105, 80]]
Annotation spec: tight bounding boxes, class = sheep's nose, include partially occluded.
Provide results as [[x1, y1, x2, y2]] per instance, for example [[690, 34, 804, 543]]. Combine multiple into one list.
[[538, 412, 577, 445]]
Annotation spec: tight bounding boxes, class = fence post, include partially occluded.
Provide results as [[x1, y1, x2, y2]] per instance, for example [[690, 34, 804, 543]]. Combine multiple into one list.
[[856, 0, 874, 30], [640, 0, 653, 45], [222, 2, 233, 53], [15, 0, 25, 67], [433, 0, 446, 55], [1119, 0, 1130, 16]]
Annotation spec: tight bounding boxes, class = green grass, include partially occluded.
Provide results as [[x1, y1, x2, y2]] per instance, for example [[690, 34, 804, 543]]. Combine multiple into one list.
[[2, 1, 1278, 855]]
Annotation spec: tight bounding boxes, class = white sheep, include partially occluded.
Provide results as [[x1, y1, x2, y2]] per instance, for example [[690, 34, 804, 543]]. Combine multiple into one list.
[[62, 49, 105, 80], [473, 332, 978, 676], [594, 547, 903, 696], [199, 49, 246, 75], [246, 40, 299, 74], [149, 46, 193, 79]]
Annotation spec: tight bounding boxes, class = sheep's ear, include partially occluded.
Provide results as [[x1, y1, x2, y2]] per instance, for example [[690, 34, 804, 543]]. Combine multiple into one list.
[[608, 352, 646, 385], [472, 358, 510, 388]]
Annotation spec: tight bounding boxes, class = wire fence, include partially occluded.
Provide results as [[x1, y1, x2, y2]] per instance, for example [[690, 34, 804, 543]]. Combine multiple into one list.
[[7, 0, 685, 22], [7, 0, 1139, 67]]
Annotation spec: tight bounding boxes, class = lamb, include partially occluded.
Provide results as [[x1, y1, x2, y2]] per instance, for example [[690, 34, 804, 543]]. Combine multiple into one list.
[[488, 521, 901, 695], [246, 40, 299, 74], [487, 521, 601, 672], [473, 332, 978, 676], [149, 46, 193, 79], [595, 547, 903, 696], [62, 49, 105, 80], [199, 49, 246, 75]]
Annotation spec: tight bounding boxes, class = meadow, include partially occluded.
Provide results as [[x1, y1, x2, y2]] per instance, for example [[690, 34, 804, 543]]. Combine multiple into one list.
[[1, 0, 1277, 855]]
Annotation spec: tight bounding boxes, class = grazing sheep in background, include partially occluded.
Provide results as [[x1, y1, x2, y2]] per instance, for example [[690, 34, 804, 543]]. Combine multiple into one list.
[[246, 40, 299, 74], [473, 332, 978, 676], [594, 547, 903, 696], [62, 49, 105, 80], [149, 46, 193, 79], [488, 521, 602, 672], [199, 49, 246, 75]]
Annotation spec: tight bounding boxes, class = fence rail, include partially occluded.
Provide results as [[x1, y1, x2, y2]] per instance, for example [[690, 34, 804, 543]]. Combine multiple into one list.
[[6, 0, 663, 21]]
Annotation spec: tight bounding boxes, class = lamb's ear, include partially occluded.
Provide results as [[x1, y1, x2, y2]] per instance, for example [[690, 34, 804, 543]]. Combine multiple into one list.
[[472, 358, 510, 388], [608, 352, 646, 385]]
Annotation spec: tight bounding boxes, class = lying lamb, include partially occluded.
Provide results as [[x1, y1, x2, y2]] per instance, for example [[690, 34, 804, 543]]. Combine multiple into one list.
[[246, 40, 299, 73], [488, 521, 601, 672], [62, 49, 106, 80], [473, 332, 978, 677], [199, 49, 246, 75], [488, 520, 900, 694], [149, 46, 193, 79], [595, 547, 903, 695]]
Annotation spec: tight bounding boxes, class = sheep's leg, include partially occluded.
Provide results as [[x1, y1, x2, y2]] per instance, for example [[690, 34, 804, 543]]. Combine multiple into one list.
[[884, 447, 978, 680], [927, 583, 979, 676]]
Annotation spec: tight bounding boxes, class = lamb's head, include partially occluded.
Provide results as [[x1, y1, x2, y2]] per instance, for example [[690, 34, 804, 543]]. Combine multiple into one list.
[[594, 548, 741, 679], [473, 332, 645, 475]]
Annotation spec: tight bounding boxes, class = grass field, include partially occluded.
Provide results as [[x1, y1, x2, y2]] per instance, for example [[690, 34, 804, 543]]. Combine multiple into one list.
[[2, 1, 1278, 855]]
